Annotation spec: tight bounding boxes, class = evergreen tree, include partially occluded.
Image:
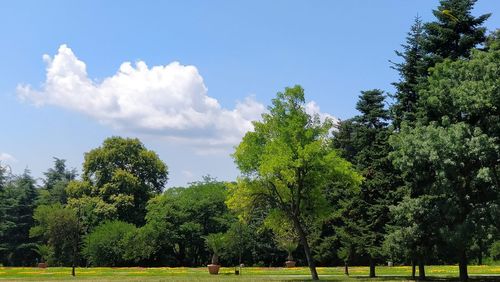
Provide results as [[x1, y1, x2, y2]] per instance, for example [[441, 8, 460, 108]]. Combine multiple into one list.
[[333, 90, 400, 277], [422, 0, 490, 67], [0, 169, 38, 266], [37, 158, 77, 205], [391, 17, 426, 129]]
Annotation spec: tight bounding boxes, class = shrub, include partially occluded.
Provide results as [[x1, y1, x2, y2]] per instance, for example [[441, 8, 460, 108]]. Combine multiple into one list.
[[82, 220, 136, 266], [490, 241, 500, 260]]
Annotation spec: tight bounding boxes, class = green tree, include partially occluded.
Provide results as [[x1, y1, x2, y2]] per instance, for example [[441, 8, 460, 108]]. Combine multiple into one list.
[[30, 204, 80, 269], [66, 137, 168, 228], [390, 122, 498, 281], [422, 0, 490, 66], [391, 16, 426, 128], [229, 85, 361, 280], [0, 170, 38, 266], [333, 89, 400, 277], [37, 158, 77, 205], [82, 220, 136, 266], [204, 233, 226, 265], [143, 177, 229, 266]]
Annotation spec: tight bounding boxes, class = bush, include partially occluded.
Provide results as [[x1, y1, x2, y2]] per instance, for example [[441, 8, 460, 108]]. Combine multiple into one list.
[[82, 220, 136, 266], [490, 241, 500, 260]]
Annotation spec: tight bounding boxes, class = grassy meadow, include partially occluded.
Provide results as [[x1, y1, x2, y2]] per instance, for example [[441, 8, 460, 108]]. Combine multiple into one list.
[[0, 265, 499, 281]]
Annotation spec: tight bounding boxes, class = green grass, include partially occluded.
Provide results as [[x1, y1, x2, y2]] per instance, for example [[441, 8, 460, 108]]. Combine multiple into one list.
[[0, 265, 499, 281]]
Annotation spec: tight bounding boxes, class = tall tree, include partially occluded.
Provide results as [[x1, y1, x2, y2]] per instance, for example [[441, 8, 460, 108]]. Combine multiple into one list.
[[333, 89, 400, 277], [391, 46, 500, 281], [37, 158, 77, 205], [30, 204, 81, 270], [422, 0, 490, 67], [0, 169, 38, 266], [391, 17, 426, 129], [66, 137, 168, 228], [228, 85, 361, 280]]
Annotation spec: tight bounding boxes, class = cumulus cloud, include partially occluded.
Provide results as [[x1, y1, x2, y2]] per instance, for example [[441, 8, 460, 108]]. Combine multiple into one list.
[[0, 152, 16, 163], [18, 44, 336, 150]]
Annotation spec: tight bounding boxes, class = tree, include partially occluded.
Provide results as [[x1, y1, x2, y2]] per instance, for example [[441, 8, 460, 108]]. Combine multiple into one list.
[[66, 137, 168, 228], [37, 158, 77, 205], [391, 16, 426, 129], [143, 177, 229, 266], [333, 89, 400, 277], [229, 85, 361, 280], [205, 233, 226, 265], [422, 0, 490, 67], [390, 122, 498, 281], [0, 170, 38, 266], [265, 212, 299, 264], [224, 221, 254, 266], [30, 204, 80, 270], [82, 220, 136, 266]]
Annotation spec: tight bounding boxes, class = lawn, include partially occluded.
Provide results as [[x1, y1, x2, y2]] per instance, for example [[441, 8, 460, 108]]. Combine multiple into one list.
[[0, 265, 499, 281]]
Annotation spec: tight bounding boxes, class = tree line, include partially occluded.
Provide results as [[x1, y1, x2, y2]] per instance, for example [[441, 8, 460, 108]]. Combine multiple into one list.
[[0, 0, 499, 281]]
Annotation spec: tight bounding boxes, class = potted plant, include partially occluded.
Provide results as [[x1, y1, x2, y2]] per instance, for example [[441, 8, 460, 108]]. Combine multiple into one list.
[[275, 232, 299, 268], [34, 244, 52, 268], [204, 233, 225, 275], [265, 213, 299, 268]]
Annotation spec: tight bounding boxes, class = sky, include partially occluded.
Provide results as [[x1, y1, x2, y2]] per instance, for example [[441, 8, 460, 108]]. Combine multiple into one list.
[[0, 0, 498, 187]]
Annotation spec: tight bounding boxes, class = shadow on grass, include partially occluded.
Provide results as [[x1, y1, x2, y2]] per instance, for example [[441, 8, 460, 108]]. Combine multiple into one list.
[[277, 276, 500, 282]]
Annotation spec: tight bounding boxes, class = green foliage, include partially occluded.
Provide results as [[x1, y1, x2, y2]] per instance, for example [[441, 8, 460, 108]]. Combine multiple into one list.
[[83, 221, 136, 266], [490, 241, 500, 260], [67, 137, 169, 228], [230, 85, 361, 279], [30, 204, 80, 266], [391, 17, 426, 128], [143, 177, 229, 266], [265, 212, 299, 261], [0, 170, 38, 266], [332, 89, 400, 272], [33, 244, 53, 263], [423, 0, 490, 64], [37, 158, 76, 206]]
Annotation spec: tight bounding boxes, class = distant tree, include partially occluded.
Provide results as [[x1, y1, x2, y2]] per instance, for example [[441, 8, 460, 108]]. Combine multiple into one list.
[[30, 204, 80, 269], [82, 220, 136, 266], [228, 85, 361, 280], [66, 137, 168, 228], [0, 170, 38, 266], [224, 221, 254, 266], [37, 158, 77, 205], [143, 177, 229, 266]]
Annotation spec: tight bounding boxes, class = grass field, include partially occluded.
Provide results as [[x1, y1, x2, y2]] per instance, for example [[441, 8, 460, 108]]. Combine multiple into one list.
[[0, 265, 499, 281]]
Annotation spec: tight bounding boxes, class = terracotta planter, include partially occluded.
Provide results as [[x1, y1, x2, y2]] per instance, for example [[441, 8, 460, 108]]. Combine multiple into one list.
[[285, 260, 296, 268], [38, 262, 48, 268], [208, 264, 220, 274]]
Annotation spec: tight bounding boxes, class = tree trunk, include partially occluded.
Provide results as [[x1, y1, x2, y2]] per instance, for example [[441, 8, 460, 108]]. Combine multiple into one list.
[[369, 257, 376, 278], [418, 260, 425, 280], [459, 250, 468, 281], [478, 240, 483, 265], [411, 260, 416, 279], [291, 216, 319, 280], [344, 261, 349, 276]]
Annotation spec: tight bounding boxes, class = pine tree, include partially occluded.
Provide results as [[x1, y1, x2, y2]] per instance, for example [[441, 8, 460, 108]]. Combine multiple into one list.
[[423, 0, 490, 66], [333, 90, 401, 277], [390, 17, 426, 129]]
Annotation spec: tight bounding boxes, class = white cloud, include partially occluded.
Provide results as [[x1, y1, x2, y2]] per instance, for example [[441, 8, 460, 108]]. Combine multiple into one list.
[[305, 101, 339, 125], [0, 152, 16, 163], [18, 44, 336, 151]]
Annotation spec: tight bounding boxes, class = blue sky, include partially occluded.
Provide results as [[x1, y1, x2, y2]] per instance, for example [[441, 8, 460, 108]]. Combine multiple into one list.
[[1, 0, 498, 187]]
